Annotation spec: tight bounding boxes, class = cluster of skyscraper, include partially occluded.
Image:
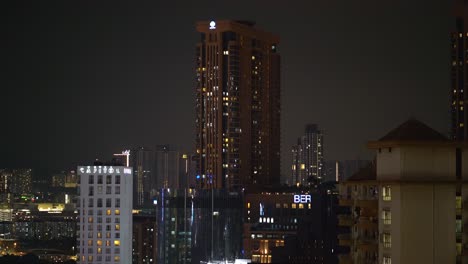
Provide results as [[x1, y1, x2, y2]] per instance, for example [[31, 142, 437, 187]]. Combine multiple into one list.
[[29, 2, 468, 263]]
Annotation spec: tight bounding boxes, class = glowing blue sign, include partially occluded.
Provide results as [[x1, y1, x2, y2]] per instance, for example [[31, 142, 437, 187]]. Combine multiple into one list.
[[294, 194, 311, 204]]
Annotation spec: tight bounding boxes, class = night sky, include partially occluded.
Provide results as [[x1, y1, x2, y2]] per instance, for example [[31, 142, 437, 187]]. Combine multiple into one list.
[[3, 1, 453, 179]]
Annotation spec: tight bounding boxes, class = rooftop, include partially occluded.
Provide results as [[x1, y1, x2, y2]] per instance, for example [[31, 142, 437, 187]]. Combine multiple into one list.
[[378, 119, 448, 142]]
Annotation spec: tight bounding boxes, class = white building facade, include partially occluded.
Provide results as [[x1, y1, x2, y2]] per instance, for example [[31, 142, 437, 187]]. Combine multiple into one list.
[[77, 165, 133, 264]]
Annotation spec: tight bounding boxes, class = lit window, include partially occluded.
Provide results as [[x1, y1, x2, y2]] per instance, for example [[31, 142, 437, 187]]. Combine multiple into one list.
[[115, 209, 120, 215], [106, 240, 111, 246], [115, 256, 120, 262], [88, 256, 93, 261], [247, 202, 250, 209], [383, 233, 391, 248], [114, 240, 120, 246], [97, 247, 102, 254], [88, 217, 93, 223], [298, 204, 304, 209], [382, 186, 391, 201], [291, 204, 297, 209], [115, 224, 120, 231], [88, 240, 93, 246], [382, 209, 391, 225], [383, 256, 391, 264], [106, 210, 111, 215], [96, 240, 102, 246]]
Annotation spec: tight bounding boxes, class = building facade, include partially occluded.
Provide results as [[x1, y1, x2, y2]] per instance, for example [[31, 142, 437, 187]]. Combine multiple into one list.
[[77, 165, 133, 264], [291, 124, 324, 186], [451, 1, 468, 140], [338, 119, 468, 264], [195, 20, 281, 189], [337, 164, 378, 264], [244, 187, 339, 264]]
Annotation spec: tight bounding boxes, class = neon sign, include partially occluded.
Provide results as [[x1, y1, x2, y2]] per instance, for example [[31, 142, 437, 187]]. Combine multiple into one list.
[[294, 194, 311, 204], [78, 166, 123, 174]]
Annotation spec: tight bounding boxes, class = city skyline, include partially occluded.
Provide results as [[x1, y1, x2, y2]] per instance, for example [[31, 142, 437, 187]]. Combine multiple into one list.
[[4, 1, 452, 179]]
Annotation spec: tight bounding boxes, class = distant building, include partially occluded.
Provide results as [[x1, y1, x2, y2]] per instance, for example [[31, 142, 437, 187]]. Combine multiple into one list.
[[14, 210, 77, 241], [340, 160, 370, 181], [179, 153, 196, 189], [52, 171, 66, 187], [132, 147, 155, 208], [291, 124, 324, 186], [64, 170, 78, 188], [0, 169, 32, 199], [154, 145, 180, 190], [323, 160, 342, 182], [338, 119, 466, 264], [451, 0, 468, 140], [77, 165, 133, 264], [195, 20, 281, 189]]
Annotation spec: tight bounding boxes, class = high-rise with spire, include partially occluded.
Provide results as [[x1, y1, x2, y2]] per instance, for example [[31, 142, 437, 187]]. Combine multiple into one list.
[[195, 20, 281, 189]]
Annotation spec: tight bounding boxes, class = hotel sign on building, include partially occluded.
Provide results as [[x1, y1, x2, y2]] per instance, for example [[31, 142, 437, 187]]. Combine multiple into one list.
[[293, 194, 311, 204]]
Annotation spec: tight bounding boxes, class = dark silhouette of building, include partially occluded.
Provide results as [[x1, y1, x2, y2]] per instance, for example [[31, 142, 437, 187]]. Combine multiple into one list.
[[157, 188, 243, 264], [133, 213, 157, 264], [451, 0, 468, 140], [195, 20, 281, 189], [132, 147, 155, 208]]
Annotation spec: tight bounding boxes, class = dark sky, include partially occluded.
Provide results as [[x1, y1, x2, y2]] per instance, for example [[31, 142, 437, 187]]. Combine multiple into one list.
[[3, 0, 453, 179]]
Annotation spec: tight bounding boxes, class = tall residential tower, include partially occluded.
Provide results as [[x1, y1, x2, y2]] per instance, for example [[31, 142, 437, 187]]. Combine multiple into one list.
[[195, 20, 281, 189], [291, 124, 324, 186]]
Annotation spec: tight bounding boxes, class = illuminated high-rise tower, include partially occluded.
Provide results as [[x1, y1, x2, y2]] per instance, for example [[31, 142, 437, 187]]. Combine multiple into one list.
[[195, 20, 281, 189], [291, 124, 324, 186], [77, 165, 133, 264], [451, 0, 468, 140]]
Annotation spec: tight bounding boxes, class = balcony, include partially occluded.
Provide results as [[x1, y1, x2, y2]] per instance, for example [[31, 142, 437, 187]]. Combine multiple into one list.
[[357, 239, 378, 252], [338, 254, 352, 264], [357, 217, 378, 229], [339, 197, 353, 207], [338, 233, 351, 247], [356, 199, 378, 208], [338, 215, 353, 227]]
